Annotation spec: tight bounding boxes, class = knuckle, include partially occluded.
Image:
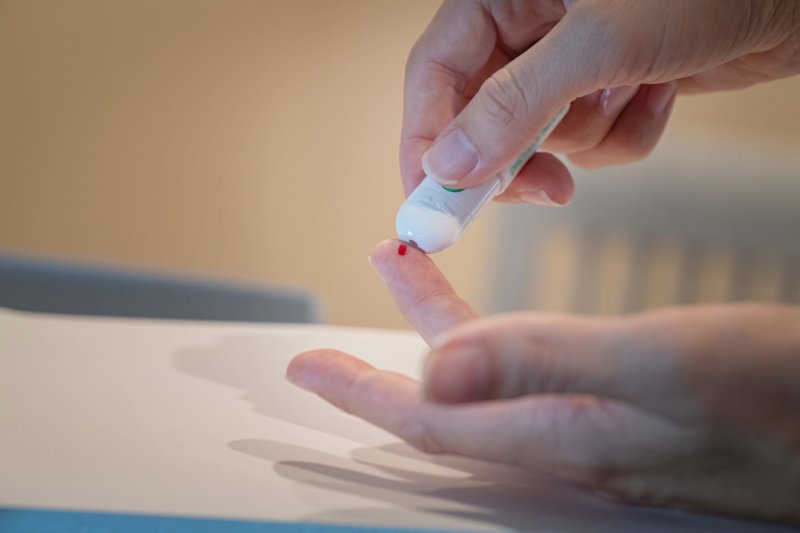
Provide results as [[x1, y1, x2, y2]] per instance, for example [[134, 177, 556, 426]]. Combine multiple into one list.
[[520, 333, 571, 394], [479, 68, 531, 128]]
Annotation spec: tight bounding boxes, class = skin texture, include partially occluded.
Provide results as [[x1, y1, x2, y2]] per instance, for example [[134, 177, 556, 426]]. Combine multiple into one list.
[[288, 241, 800, 524], [401, 0, 800, 199]]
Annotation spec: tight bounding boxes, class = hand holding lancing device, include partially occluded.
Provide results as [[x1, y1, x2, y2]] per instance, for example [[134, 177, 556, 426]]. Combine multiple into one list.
[[401, 0, 800, 203]]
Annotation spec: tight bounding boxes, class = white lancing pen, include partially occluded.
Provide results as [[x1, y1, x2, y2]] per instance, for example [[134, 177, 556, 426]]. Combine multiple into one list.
[[395, 104, 570, 254]]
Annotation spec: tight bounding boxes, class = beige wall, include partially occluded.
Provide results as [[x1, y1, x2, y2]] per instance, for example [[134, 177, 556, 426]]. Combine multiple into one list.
[[1, 0, 798, 328]]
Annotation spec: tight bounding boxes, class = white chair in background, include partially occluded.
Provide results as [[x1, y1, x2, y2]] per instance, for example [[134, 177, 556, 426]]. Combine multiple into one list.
[[487, 140, 800, 315]]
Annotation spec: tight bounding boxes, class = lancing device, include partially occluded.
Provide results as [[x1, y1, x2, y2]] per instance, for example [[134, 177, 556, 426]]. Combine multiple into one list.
[[396, 104, 570, 253]]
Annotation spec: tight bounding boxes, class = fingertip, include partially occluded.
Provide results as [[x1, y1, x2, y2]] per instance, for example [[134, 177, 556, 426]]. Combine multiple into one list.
[[287, 349, 374, 395], [368, 238, 478, 345], [645, 81, 677, 116], [369, 239, 404, 280], [286, 349, 327, 391], [369, 238, 430, 278], [369, 239, 400, 268], [286, 349, 319, 374]]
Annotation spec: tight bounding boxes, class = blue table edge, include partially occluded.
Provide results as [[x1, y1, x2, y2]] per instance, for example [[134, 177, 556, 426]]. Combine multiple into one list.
[[0, 506, 479, 533]]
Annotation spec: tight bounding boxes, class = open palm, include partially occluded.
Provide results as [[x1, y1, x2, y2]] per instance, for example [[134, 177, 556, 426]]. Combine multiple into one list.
[[288, 240, 800, 523]]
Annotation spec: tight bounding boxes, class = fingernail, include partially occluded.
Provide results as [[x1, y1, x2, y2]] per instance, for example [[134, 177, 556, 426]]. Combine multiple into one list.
[[646, 82, 677, 115], [519, 189, 564, 206], [599, 85, 638, 117], [422, 128, 479, 185]]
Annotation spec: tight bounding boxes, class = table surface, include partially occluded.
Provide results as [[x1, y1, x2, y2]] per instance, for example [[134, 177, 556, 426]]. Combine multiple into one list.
[[0, 307, 795, 533]]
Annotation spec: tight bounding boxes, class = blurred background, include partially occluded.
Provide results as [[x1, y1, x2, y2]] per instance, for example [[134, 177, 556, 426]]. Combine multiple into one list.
[[2, 0, 799, 329]]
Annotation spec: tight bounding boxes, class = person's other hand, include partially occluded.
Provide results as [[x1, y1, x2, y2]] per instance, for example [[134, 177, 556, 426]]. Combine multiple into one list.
[[288, 240, 800, 524], [401, 0, 800, 202]]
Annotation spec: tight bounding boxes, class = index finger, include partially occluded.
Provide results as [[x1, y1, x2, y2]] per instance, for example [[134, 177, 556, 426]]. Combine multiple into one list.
[[400, 1, 498, 196], [369, 239, 478, 345]]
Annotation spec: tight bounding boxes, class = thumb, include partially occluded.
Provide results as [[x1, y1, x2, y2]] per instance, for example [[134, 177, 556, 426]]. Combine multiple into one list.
[[423, 312, 680, 410], [422, 6, 617, 188]]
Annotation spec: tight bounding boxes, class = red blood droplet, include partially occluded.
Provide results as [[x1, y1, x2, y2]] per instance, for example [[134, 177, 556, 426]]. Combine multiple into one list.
[[398, 244, 408, 256]]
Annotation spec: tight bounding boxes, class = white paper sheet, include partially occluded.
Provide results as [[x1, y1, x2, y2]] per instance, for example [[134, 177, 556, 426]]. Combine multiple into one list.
[[0, 308, 793, 532]]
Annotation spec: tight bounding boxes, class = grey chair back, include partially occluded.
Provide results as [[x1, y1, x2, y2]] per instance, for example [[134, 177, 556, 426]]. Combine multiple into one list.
[[489, 140, 800, 315], [0, 254, 321, 323]]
